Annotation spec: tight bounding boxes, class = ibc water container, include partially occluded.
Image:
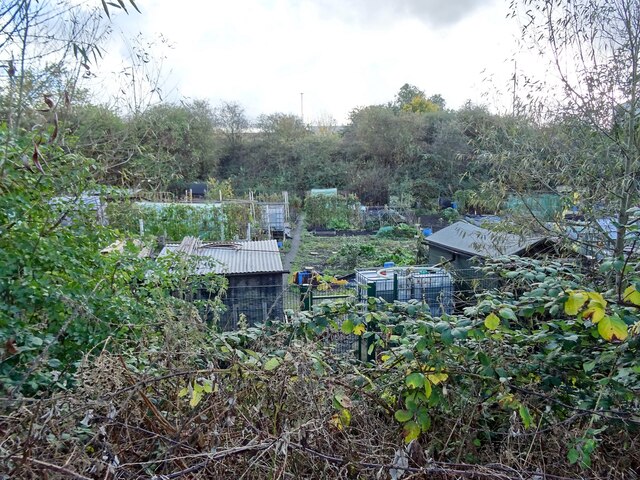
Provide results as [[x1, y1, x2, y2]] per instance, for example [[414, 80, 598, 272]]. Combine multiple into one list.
[[410, 269, 453, 316], [397, 271, 410, 301]]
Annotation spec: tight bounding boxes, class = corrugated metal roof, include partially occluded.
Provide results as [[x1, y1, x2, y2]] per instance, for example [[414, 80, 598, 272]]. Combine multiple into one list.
[[159, 239, 285, 275], [425, 221, 544, 258]]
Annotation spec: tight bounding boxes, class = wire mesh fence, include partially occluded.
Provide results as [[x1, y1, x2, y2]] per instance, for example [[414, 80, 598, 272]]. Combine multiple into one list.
[[215, 268, 498, 331]]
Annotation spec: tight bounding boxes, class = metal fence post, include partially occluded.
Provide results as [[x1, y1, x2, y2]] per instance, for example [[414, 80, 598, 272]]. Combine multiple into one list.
[[393, 272, 398, 301], [300, 284, 313, 311]]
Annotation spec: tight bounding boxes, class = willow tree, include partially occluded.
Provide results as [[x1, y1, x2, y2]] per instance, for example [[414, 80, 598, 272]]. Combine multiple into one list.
[[492, 0, 640, 262]]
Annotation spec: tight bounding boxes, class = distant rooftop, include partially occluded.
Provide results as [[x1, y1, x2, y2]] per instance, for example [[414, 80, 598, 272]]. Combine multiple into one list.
[[159, 238, 285, 275], [425, 221, 546, 258]]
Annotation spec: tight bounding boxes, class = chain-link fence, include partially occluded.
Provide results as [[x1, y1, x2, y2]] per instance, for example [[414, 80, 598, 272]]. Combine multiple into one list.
[[215, 268, 498, 334]]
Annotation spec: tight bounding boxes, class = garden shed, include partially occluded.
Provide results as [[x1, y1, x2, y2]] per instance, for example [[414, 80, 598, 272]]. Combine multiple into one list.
[[186, 182, 208, 198], [159, 237, 287, 330], [425, 221, 552, 270]]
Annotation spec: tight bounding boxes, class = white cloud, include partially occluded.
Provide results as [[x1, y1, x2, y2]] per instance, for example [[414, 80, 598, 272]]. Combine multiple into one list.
[[85, 0, 528, 123]]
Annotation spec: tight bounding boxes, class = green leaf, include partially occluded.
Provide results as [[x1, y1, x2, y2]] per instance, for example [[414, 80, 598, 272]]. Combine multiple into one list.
[[451, 327, 468, 339], [597, 315, 628, 342], [47, 358, 61, 368], [440, 328, 454, 345], [405, 395, 418, 412], [583, 360, 597, 373], [341, 319, 354, 334], [264, 357, 282, 371], [178, 387, 189, 398], [518, 404, 533, 429], [416, 407, 431, 432], [424, 379, 432, 398], [405, 372, 425, 389], [402, 421, 421, 443], [478, 351, 491, 367], [498, 307, 517, 321], [394, 409, 413, 423], [484, 313, 500, 330], [568, 448, 580, 465]]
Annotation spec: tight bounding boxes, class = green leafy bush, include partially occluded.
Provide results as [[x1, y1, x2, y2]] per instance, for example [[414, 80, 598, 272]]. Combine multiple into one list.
[[107, 201, 255, 242], [0, 128, 227, 394], [375, 223, 417, 238], [304, 194, 362, 230]]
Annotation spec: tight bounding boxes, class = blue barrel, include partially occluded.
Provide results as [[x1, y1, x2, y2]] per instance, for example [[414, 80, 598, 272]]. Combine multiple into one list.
[[297, 271, 311, 285], [383, 261, 395, 268], [451, 201, 458, 210], [422, 228, 432, 236]]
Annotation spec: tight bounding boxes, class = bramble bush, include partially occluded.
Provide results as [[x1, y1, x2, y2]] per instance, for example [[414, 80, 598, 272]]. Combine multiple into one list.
[[0, 127, 226, 395]]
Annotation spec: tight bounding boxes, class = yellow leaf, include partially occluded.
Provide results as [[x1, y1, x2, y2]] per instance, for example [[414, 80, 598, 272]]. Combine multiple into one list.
[[190, 390, 203, 408], [264, 357, 281, 371], [623, 286, 640, 306], [586, 291, 607, 308], [330, 413, 344, 431], [597, 315, 629, 342], [427, 373, 448, 385], [564, 291, 588, 316], [353, 323, 366, 335], [403, 421, 421, 443], [583, 304, 606, 324], [339, 408, 351, 427], [484, 313, 500, 330]]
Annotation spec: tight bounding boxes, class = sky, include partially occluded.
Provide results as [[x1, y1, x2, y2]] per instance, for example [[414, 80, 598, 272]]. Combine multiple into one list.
[[89, 0, 533, 124]]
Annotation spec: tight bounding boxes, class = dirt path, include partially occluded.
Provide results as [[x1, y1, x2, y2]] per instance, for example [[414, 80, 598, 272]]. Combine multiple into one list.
[[282, 213, 305, 283]]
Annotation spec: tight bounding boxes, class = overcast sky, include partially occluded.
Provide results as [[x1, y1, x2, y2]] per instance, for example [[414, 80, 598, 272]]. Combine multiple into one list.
[[89, 0, 531, 124]]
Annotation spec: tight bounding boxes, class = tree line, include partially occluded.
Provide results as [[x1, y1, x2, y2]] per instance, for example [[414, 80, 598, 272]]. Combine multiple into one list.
[[3, 70, 505, 208]]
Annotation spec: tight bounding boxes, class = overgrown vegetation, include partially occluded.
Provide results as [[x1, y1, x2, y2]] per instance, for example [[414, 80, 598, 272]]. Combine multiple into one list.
[[3, 256, 640, 478], [2, 0, 640, 478], [303, 194, 363, 230], [291, 231, 417, 277], [0, 127, 227, 396], [107, 201, 257, 242]]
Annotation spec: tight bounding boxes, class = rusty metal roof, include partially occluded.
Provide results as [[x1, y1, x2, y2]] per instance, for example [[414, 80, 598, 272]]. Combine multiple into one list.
[[159, 239, 285, 275]]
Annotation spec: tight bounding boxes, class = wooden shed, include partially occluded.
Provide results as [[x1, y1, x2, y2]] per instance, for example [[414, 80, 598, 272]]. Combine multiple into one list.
[[425, 221, 553, 270], [159, 237, 287, 330]]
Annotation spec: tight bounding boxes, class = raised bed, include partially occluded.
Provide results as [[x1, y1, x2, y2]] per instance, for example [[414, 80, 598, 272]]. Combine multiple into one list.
[[310, 229, 377, 237]]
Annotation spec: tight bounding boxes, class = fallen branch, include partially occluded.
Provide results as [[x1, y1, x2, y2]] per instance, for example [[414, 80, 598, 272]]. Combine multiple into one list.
[[11, 456, 93, 480]]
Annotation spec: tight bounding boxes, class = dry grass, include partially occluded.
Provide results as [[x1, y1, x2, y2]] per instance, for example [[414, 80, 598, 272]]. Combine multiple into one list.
[[1, 329, 639, 479]]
